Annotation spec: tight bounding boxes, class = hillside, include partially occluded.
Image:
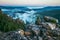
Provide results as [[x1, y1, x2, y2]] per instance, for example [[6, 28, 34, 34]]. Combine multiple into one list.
[[0, 9, 25, 32]]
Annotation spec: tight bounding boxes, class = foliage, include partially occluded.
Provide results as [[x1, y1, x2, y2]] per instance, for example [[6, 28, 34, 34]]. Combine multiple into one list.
[[57, 24, 60, 28], [50, 19, 58, 23], [35, 16, 41, 25], [44, 16, 58, 23], [0, 9, 25, 32]]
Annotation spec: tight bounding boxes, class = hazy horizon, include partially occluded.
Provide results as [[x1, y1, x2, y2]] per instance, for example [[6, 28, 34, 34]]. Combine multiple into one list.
[[0, 0, 60, 6]]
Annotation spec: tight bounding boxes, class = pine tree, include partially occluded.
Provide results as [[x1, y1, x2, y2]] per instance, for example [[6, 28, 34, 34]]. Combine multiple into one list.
[[35, 16, 41, 25]]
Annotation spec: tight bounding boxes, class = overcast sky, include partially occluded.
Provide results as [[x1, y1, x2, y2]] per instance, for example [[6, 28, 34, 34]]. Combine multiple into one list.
[[0, 0, 60, 6]]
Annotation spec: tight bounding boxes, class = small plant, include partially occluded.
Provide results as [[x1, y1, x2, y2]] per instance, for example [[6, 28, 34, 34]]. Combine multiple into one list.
[[35, 16, 41, 25], [44, 16, 58, 23]]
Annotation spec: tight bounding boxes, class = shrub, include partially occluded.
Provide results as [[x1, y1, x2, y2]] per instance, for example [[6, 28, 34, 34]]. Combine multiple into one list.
[[44, 16, 58, 23], [35, 16, 41, 25], [0, 9, 25, 32]]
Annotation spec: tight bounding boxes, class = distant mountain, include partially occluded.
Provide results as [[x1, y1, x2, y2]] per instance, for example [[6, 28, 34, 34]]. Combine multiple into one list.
[[0, 6, 60, 9], [32, 6, 60, 11], [0, 6, 31, 11], [0, 6, 25, 9]]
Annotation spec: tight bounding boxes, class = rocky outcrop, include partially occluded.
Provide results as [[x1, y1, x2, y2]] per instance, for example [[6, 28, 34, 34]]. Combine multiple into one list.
[[44, 16, 58, 23], [0, 16, 60, 40], [42, 22, 56, 30]]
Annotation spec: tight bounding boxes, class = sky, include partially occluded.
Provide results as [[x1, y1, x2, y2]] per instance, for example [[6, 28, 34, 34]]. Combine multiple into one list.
[[0, 0, 60, 6]]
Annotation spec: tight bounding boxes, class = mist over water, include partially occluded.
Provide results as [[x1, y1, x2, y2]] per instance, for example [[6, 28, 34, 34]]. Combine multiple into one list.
[[1, 6, 60, 24], [2, 8, 37, 24]]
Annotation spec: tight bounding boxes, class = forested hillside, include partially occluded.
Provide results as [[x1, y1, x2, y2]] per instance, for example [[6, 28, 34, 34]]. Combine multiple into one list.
[[0, 9, 25, 32]]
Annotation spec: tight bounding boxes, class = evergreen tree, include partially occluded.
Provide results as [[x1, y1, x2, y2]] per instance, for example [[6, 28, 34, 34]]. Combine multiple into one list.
[[35, 16, 41, 25]]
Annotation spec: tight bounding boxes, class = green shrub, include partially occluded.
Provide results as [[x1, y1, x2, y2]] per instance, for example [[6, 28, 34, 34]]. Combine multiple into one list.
[[0, 9, 25, 32], [35, 16, 41, 25], [50, 19, 58, 23], [44, 16, 58, 23]]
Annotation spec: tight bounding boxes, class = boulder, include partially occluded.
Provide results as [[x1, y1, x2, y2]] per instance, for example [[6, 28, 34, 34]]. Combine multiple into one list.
[[24, 30, 31, 36], [46, 23, 56, 30], [24, 32, 31, 36], [0, 31, 22, 40], [42, 22, 56, 30], [32, 26, 40, 35], [18, 29, 24, 36], [53, 28, 60, 36], [44, 16, 58, 23]]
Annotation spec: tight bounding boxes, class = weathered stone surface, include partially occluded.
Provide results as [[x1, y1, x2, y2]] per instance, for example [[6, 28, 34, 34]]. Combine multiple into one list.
[[0, 16, 60, 40], [44, 16, 58, 23], [42, 22, 56, 30]]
